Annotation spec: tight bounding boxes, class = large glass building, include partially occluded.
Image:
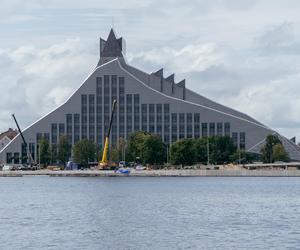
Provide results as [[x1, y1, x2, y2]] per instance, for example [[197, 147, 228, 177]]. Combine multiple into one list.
[[1, 29, 300, 164]]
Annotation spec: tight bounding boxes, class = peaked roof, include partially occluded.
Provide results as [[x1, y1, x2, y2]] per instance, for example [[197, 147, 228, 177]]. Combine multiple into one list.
[[0, 128, 18, 141], [101, 29, 123, 58]]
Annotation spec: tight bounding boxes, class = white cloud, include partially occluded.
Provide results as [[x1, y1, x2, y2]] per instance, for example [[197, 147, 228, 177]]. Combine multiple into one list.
[[0, 38, 95, 130]]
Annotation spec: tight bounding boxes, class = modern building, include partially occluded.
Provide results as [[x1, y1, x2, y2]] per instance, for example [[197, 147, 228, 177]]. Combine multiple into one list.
[[1, 29, 300, 164]]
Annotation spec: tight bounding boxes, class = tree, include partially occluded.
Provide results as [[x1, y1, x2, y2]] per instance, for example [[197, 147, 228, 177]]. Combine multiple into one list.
[[58, 135, 70, 167], [170, 139, 196, 166], [272, 143, 289, 162], [261, 134, 282, 163], [194, 136, 235, 164], [39, 138, 51, 167], [126, 131, 148, 162], [142, 134, 164, 164], [73, 139, 96, 168]]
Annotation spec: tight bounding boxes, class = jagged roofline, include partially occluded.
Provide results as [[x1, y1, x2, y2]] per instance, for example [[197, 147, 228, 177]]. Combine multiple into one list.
[[0, 58, 119, 154], [117, 60, 271, 130]]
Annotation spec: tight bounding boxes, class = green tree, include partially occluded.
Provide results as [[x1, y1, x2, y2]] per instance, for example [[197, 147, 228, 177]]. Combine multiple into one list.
[[261, 134, 282, 163], [272, 143, 289, 162], [126, 131, 148, 162], [40, 138, 51, 167], [58, 135, 70, 167], [194, 136, 235, 164], [142, 134, 164, 164], [73, 139, 96, 168], [170, 139, 196, 166]]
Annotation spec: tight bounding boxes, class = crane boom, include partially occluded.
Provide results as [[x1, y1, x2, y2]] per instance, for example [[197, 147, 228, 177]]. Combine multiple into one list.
[[12, 114, 34, 164], [100, 100, 117, 167]]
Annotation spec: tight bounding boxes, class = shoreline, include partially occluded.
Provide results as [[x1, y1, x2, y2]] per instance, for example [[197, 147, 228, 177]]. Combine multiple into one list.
[[1, 169, 300, 177]]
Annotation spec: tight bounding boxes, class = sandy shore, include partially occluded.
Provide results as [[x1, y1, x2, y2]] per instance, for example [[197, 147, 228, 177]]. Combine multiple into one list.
[[1, 169, 300, 177]]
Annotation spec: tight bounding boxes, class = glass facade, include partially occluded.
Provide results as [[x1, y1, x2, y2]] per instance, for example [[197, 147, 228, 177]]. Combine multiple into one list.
[[134, 94, 140, 131], [89, 94, 95, 141], [217, 123, 223, 136], [164, 104, 170, 144], [179, 113, 185, 139], [240, 132, 246, 150], [51, 123, 57, 145], [171, 113, 177, 143], [194, 113, 200, 138], [96, 77, 102, 146], [119, 77, 125, 139], [142, 104, 147, 131], [232, 132, 238, 148], [225, 122, 230, 136], [74, 114, 80, 143], [202, 123, 208, 137], [209, 122, 215, 136], [149, 104, 155, 133], [66, 114, 72, 144], [187, 113, 192, 138], [111, 75, 117, 145], [126, 94, 132, 136], [104, 75, 110, 137], [156, 104, 162, 138], [81, 94, 87, 139]]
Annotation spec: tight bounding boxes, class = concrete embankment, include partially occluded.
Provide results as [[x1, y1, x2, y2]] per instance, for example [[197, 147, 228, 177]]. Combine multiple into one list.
[[1, 169, 300, 177]]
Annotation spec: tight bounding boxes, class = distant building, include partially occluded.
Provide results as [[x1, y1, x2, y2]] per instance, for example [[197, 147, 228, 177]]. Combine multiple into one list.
[[0, 128, 18, 152], [1, 29, 300, 164]]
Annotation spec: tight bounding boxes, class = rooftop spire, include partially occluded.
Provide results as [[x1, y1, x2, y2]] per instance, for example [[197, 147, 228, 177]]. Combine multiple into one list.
[[98, 29, 126, 65]]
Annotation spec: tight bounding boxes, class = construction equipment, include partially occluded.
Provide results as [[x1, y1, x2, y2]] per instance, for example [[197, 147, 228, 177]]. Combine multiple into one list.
[[99, 100, 117, 169], [12, 114, 34, 165]]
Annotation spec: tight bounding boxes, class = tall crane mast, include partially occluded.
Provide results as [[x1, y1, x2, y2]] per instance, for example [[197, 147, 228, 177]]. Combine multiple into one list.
[[12, 114, 34, 165], [99, 100, 117, 169]]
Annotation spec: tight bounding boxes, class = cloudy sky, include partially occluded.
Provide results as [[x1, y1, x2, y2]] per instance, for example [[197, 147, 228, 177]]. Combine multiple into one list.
[[1, 0, 300, 141]]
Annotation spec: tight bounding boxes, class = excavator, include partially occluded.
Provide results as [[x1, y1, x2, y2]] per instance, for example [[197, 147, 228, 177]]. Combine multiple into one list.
[[99, 100, 117, 170]]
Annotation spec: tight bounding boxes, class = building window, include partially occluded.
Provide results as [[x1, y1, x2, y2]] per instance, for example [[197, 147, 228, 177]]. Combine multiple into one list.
[[232, 132, 238, 148], [29, 142, 35, 162], [134, 94, 140, 131], [13, 152, 20, 164], [6, 152, 12, 164], [240, 132, 246, 150], [119, 77, 125, 139], [179, 113, 185, 139], [89, 94, 95, 141], [81, 94, 87, 139], [21, 143, 27, 164], [96, 77, 103, 146], [111, 75, 118, 145], [126, 94, 133, 136], [104, 75, 110, 137], [142, 104, 147, 131], [225, 122, 230, 136], [51, 123, 57, 144], [164, 104, 170, 144], [171, 113, 178, 143], [59, 123, 65, 137], [149, 104, 155, 133], [66, 114, 72, 145], [217, 123, 223, 136], [187, 113, 192, 138], [156, 104, 162, 138], [194, 113, 200, 138], [202, 123, 207, 137], [209, 122, 215, 136], [74, 114, 80, 143]]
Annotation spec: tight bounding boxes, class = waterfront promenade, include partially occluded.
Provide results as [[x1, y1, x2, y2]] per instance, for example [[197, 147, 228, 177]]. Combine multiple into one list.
[[2, 168, 300, 177]]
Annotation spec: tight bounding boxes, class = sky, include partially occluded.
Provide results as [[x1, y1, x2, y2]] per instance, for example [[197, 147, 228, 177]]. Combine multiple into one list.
[[1, 0, 300, 141]]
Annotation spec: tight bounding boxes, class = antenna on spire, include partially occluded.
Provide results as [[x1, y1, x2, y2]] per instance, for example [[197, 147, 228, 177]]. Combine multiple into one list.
[[111, 16, 115, 29]]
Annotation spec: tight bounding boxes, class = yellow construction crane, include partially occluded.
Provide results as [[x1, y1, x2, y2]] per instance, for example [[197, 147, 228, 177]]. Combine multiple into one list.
[[99, 100, 117, 169]]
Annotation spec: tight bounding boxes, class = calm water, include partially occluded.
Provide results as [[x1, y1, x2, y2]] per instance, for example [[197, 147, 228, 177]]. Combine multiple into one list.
[[0, 176, 300, 250]]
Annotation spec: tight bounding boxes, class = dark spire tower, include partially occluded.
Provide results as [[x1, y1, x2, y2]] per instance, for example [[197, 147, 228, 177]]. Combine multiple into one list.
[[98, 29, 126, 66]]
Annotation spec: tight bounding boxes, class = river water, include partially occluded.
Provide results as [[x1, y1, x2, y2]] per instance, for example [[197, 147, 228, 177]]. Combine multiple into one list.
[[0, 176, 300, 250]]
